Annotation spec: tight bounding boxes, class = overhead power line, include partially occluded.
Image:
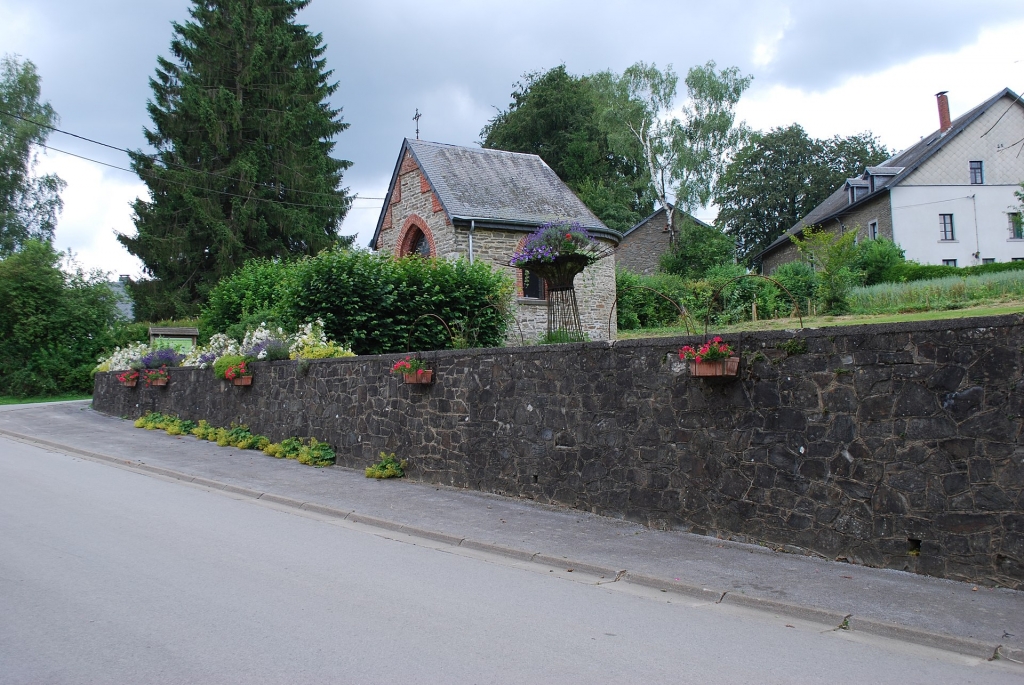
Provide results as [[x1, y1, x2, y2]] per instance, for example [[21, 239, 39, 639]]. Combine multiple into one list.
[[0, 107, 384, 201], [37, 140, 360, 209]]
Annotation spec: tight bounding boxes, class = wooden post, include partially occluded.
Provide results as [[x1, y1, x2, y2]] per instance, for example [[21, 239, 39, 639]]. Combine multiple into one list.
[[752, 301, 758, 321]]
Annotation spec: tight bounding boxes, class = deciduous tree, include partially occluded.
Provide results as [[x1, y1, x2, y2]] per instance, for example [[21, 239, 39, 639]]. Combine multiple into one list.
[[600, 61, 751, 244], [481, 66, 652, 232], [717, 125, 890, 265], [0, 55, 65, 256]]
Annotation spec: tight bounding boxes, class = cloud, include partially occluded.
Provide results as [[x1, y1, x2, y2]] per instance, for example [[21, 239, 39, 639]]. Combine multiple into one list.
[[736, 19, 1024, 153], [758, 0, 1024, 90], [35, 151, 146, 278], [5, 0, 1022, 271]]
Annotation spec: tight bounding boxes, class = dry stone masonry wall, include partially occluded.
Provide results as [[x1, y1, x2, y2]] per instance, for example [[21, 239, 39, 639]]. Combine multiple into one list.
[[94, 315, 1024, 588]]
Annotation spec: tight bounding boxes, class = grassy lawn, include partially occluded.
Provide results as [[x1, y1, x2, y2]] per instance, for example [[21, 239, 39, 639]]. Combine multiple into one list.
[[617, 301, 1024, 340], [0, 394, 92, 406]]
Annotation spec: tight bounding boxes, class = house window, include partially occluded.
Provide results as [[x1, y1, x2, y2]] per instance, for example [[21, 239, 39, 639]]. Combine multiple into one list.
[[939, 214, 955, 241], [1014, 258, 1024, 262], [1009, 212, 1023, 240], [969, 161, 984, 185], [868, 220, 879, 240], [982, 258, 996, 265], [942, 259, 958, 267], [522, 270, 545, 299]]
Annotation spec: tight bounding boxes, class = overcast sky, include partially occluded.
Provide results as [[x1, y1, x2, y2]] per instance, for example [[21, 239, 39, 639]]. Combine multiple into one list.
[[2, 0, 1023, 277]]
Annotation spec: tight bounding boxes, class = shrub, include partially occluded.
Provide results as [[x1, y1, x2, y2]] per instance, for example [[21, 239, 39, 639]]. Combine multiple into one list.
[[365, 452, 407, 479], [262, 436, 334, 466], [213, 354, 248, 380], [615, 269, 692, 330], [0, 240, 121, 396], [200, 258, 292, 341], [855, 238, 905, 285], [280, 248, 512, 355], [771, 261, 818, 311], [240, 323, 291, 361], [289, 319, 355, 359], [791, 226, 860, 314], [182, 333, 239, 368]]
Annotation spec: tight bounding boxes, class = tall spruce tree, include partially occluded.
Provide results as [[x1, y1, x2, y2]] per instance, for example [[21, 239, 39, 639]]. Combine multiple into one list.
[[122, 0, 351, 318]]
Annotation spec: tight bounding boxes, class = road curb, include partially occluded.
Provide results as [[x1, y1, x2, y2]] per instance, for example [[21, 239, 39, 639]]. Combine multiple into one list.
[[1, 425, 1014, 663]]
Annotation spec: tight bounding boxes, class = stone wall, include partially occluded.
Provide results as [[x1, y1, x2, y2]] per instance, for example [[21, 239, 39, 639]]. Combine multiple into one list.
[[94, 314, 1024, 588]]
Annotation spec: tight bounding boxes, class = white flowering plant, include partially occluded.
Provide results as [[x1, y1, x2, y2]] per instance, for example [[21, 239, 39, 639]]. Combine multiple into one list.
[[288, 319, 354, 360], [182, 333, 240, 368], [94, 342, 150, 373], [241, 323, 291, 361]]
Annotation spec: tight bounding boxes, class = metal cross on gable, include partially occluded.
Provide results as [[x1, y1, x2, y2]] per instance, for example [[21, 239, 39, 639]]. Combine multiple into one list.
[[413, 108, 422, 140]]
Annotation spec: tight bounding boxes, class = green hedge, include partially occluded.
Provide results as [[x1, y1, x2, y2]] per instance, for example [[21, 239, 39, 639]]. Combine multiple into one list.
[[280, 249, 513, 355], [877, 258, 1024, 285], [201, 248, 514, 355]]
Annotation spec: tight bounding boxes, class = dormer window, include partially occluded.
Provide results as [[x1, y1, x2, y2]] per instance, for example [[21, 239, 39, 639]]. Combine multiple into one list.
[[969, 161, 984, 184]]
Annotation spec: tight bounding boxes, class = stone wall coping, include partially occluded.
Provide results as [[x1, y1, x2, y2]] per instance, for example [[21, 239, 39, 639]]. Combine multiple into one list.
[[97, 312, 1024, 380]]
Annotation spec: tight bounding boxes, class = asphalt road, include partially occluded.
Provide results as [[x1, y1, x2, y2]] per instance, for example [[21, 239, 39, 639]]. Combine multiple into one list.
[[2, 435, 1020, 684]]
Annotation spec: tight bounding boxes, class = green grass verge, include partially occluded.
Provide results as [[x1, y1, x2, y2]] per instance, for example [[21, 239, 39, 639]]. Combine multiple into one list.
[[0, 394, 92, 406], [617, 301, 1024, 340]]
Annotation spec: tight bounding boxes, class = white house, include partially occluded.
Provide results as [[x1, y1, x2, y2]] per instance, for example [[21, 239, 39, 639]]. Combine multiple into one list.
[[759, 88, 1024, 272]]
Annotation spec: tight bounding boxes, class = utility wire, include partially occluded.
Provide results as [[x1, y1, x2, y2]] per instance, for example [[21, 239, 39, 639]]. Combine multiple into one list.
[[38, 141, 368, 211], [0, 107, 385, 201]]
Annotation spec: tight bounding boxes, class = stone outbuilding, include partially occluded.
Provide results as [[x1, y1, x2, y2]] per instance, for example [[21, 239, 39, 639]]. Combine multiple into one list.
[[616, 206, 712, 275], [369, 139, 621, 342]]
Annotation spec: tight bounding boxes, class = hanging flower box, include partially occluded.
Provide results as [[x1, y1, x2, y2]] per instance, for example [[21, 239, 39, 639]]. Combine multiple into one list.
[[117, 370, 139, 387], [690, 357, 741, 377], [224, 360, 253, 386], [679, 338, 740, 379], [403, 370, 434, 385], [392, 357, 433, 385], [142, 367, 170, 387]]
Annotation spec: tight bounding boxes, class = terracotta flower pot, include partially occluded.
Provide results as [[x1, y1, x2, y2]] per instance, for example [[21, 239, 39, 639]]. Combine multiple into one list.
[[148, 378, 169, 386], [233, 376, 253, 386], [121, 379, 137, 388], [690, 356, 740, 378], [403, 370, 433, 384]]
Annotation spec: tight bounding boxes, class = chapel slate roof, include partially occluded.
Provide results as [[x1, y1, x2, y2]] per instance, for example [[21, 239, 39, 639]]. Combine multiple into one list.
[[755, 87, 1021, 263], [370, 139, 612, 248]]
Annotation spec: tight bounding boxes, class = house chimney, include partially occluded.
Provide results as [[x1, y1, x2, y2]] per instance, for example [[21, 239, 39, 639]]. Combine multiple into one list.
[[935, 91, 951, 132]]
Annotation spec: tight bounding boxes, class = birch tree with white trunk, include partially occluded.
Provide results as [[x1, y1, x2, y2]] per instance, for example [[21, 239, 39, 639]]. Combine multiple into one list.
[[601, 61, 751, 245]]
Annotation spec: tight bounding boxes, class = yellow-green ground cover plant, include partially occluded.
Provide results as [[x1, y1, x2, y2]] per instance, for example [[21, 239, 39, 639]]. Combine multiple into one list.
[[365, 452, 407, 479], [134, 412, 335, 467]]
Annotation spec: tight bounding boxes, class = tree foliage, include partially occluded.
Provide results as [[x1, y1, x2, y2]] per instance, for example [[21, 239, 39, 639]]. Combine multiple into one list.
[[791, 226, 861, 314], [600, 61, 751, 242], [121, 0, 353, 318], [0, 54, 66, 256], [717, 124, 890, 265], [0, 241, 120, 396], [202, 250, 514, 355], [659, 218, 735, 281], [480, 66, 652, 232]]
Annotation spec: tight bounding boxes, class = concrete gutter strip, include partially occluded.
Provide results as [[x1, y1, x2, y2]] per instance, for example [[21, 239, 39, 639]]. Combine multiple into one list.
[[720, 593, 850, 628], [0, 424, 1015, 662], [847, 616, 998, 661]]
